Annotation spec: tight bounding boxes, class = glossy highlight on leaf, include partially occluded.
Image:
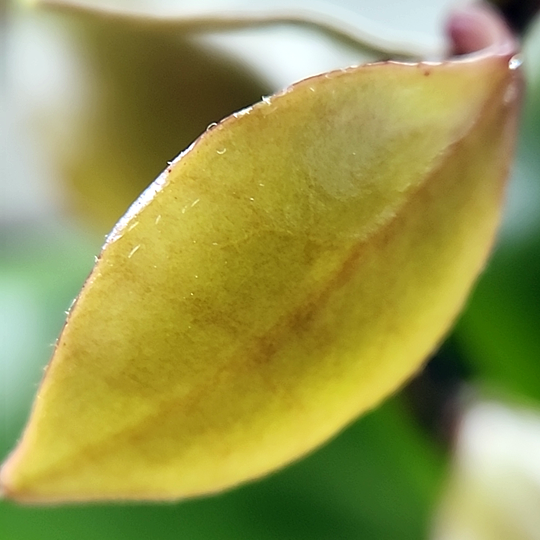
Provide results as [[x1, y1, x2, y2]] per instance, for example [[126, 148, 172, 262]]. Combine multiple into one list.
[[0, 15, 522, 503]]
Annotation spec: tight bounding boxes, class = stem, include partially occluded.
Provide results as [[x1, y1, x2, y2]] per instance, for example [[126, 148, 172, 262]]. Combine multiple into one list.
[[29, 0, 446, 60]]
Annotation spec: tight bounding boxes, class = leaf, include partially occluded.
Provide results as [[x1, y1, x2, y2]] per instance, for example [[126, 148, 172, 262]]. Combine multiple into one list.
[[0, 43, 521, 502], [34, 0, 446, 59], [0, 399, 443, 540]]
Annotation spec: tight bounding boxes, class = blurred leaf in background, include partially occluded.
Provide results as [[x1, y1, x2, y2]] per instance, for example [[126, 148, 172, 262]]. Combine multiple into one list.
[[14, 5, 273, 233], [432, 399, 540, 540], [1, 0, 539, 539]]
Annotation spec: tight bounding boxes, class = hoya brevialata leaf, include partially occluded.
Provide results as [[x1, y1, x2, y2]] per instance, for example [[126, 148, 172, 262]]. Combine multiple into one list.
[[1, 4, 523, 503]]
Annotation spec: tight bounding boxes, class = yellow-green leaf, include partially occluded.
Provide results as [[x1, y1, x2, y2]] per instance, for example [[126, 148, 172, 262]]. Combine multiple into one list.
[[0, 48, 521, 502]]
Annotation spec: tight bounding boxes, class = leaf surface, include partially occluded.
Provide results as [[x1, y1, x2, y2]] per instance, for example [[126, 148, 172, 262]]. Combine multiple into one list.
[[1, 50, 521, 502]]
